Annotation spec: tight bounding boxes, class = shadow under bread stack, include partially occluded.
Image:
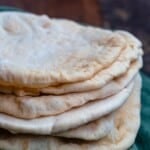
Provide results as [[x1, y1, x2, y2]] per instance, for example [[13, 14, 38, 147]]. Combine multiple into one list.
[[0, 12, 143, 150]]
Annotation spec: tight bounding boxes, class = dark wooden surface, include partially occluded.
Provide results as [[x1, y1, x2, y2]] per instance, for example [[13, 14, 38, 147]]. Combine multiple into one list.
[[0, 0, 103, 25], [0, 0, 149, 76]]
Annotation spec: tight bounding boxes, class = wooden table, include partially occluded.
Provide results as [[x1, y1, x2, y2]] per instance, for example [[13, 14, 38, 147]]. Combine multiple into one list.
[[0, 0, 103, 25], [0, 0, 149, 76]]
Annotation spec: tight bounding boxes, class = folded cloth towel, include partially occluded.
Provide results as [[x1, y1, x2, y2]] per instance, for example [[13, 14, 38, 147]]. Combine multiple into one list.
[[130, 73, 150, 150]]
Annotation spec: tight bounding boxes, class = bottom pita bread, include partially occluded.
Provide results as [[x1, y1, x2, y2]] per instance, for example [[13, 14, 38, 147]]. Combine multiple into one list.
[[0, 74, 141, 150]]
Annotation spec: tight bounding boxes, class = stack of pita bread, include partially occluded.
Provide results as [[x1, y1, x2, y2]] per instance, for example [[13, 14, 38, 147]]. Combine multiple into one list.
[[0, 12, 143, 150]]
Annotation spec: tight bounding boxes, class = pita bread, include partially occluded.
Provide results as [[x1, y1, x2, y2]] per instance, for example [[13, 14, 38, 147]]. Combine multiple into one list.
[[0, 81, 133, 135], [0, 59, 141, 119], [0, 42, 142, 96], [0, 12, 129, 88], [54, 113, 114, 140], [0, 74, 141, 150], [0, 114, 114, 141]]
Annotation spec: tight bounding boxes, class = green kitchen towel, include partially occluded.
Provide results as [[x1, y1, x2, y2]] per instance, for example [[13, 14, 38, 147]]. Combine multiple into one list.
[[0, 6, 150, 150], [130, 73, 150, 150], [0, 6, 22, 12]]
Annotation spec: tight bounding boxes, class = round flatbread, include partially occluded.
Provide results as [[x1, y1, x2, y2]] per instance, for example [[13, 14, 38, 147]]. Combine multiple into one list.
[[0, 32, 143, 96], [0, 113, 114, 141], [0, 12, 129, 88]]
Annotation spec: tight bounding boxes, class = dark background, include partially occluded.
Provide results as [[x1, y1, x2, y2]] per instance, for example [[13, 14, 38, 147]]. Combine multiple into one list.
[[0, 0, 149, 76]]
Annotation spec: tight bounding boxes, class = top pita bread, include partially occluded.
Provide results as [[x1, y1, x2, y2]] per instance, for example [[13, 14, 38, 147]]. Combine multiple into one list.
[[0, 12, 142, 88], [0, 44, 142, 96]]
